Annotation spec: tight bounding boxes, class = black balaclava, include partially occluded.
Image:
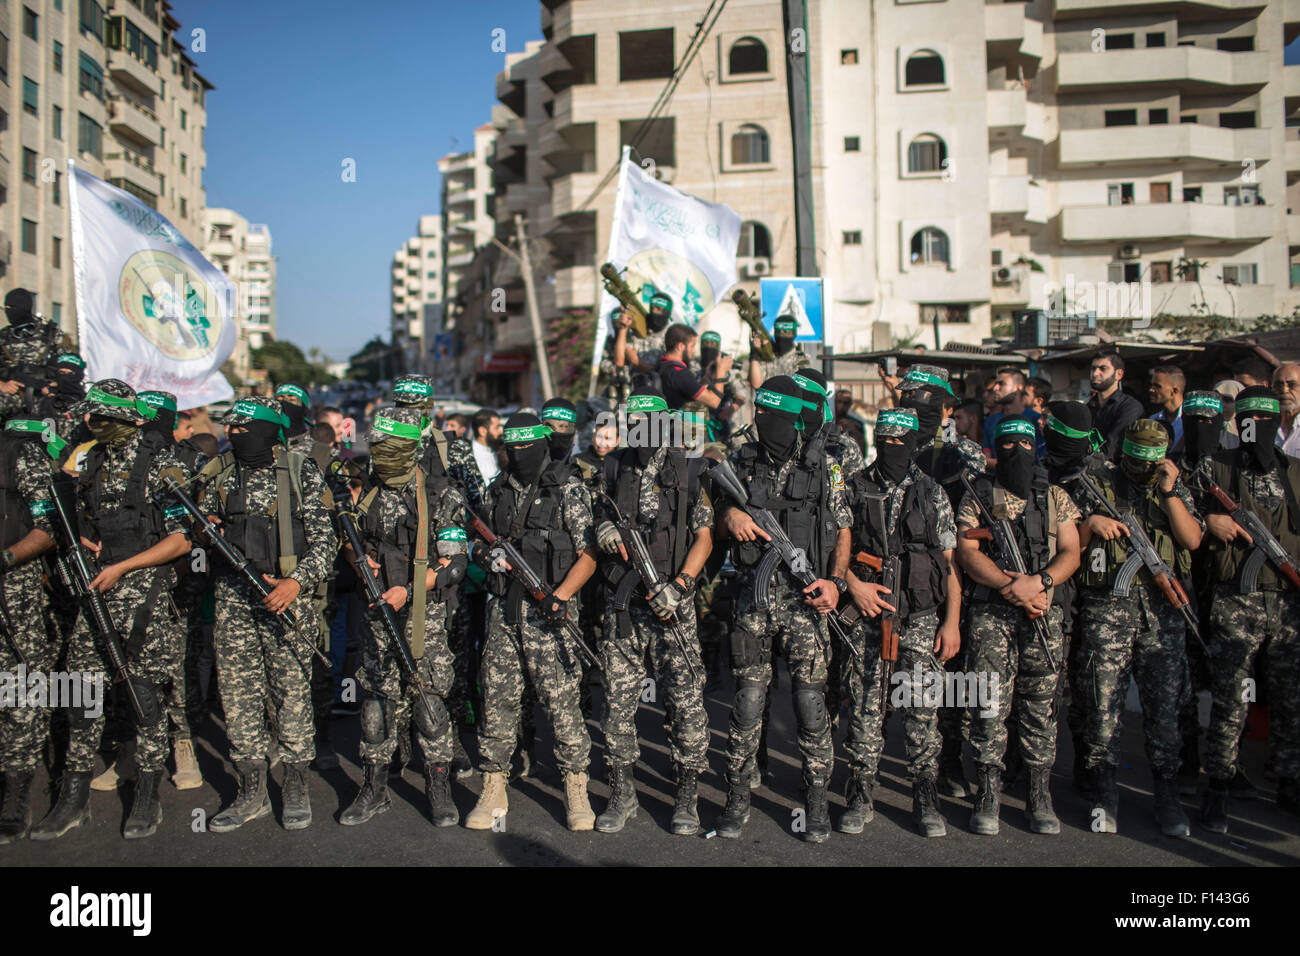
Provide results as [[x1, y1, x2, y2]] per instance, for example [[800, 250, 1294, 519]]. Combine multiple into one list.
[[3, 289, 37, 330], [647, 293, 672, 333], [874, 409, 921, 485], [541, 397, 578, 461], [793, 368, 831, 434], [503, 412, 551, 483], [626, 387, 671, 467], [144, 408, 177, 444], [283, 403, 309, 438], [995, 416, 1038, 500], [772, 317, 797, 356], [1235, 385, 1281, 471], [1181, 391, 1224, 461], [753, 376, 805, 463], [227, 403, 285, 469], [1044, 400, 1099, 478], [901, 386, 946, 438], [699, 332, 721, 371]]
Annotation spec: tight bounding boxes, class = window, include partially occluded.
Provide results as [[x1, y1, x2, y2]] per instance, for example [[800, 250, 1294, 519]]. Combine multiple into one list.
[[180, 153, 187, 174], [729, 37, 768, 75], [1292, 263, 1300, 288], [904, 51, 944, 86], [730, 124, 770, 165], [1181, 114, 1197, 124], [51, 303, 61, 326], [1216, 36, 1254, 52], [843, 231, 863, 246], [1105, 33, 1136, 50], [179, 109, 187, 130], [908, 134, 947, 173], [23, 7, 38, 41], [1107, 262, 1142, 283], [53, 40, 63, 73], [80, 0, 104, 41], [180, 197, 188, 218], [21, 220, 36, 255], [1182, 261, 1198, 281], [1146, 32, 1166, 47], [52, 105, 62, 140], [1183, 187, 1202, 202], [52, 172, 61, 206], [1149, 109, 1169, 124], [844, 136, 861, 152], [1104, 109, 1138, 127], [992, 249, 1004, 266], [23, 77, 39, 116], [619, 29, 674, 82], [1224, 184, 1259, 205], [1219, 111, 1256, 129], [921, 304, 970, 324], [52, 236, 61, 269], [1150, 261, 1171, 283], [841, 49, 859, 65], [910, 227, 949, 266], [106, 14, 159, 71], [0, 32, 7, 83], [426, 270, 438, 280], [1150, 182, 1171, 203], [619, 117, 675, 167], [23, 148, 37, 184], [78, 112, 103, 159], [1107, 182, 1135, 205], [1223, 263, 1257, 284], [79, 53, 105, 101], [738, 221, 772, 258]]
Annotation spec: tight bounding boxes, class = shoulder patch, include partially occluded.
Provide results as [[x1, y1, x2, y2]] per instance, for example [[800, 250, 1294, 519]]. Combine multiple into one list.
[[29, 500, 55, 517], [830, 461, 844, 490]]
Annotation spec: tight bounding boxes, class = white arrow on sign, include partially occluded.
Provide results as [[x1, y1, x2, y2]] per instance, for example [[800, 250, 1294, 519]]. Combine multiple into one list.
[[774, 283, 817, 338]]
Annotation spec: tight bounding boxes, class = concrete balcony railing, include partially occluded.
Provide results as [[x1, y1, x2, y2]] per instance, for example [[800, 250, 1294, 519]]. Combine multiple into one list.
[[108, 0, 163, 41], [107, 95, 162, 147], [552, 264, 596, 311], [1057, 48, 1267, 93], [985, 4, 1043, 59], [1059, 125, 1271, 168], [447, 250, 475, 269], [550, 170, 600, 219], [1286, 63, 1300, 102], [1287, 136, 1300, 181], [107, 48, 161, 97], [104, 151, 161, 197], [990, 175, 1049, 223], [1053, 0, 1267, 16], [987, 89, 1046, 141], [1060, 201, 1274, 242], [207, 239, 234, 259]]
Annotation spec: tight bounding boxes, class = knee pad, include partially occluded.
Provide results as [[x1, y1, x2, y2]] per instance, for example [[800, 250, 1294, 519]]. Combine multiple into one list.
[[793, 681, 828, 735], [360, 697, 391, 745], [414, 692, 449, 741], [733, 679, 767, 728]]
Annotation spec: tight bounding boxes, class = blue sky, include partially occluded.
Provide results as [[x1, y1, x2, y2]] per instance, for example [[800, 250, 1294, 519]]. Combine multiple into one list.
[[174, 0, 542, 362]]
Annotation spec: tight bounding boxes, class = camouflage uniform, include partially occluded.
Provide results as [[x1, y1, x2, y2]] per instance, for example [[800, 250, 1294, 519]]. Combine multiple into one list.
[[750, 345, 810, 384], [0, 312, 65, 418], [446, 436, 488, 516]]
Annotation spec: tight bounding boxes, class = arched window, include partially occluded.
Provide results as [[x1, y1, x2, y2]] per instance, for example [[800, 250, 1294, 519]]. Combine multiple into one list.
[[737, 221, 772, 259], [910, 227, 949, 266], [904, 50, 945, 86], [729, 37, 769, 75], [731, 124, 770, 165], [907, 134, 947, 173]]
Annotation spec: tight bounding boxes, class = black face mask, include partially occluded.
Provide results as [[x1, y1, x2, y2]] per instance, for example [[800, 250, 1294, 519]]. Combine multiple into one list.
[[6, 311, 36, 331], [996, 442, 1035, 500], [756, 413, 799, 463], [283, 403, 309, 438], [875, 440, 915, 485], [1239, 415, 1280, 471], [55, 372, 85, 400], [647, 309, 669, 333], [1182, 417, 1222, 460], [700, 346, 720, 369], [506, 441, 549, 482], [549, 432, 575, 461], [902, 397, 943, 437], [229, 421, 280, 469], [773, 335, 795, 357], [144, 409, 177, 445]]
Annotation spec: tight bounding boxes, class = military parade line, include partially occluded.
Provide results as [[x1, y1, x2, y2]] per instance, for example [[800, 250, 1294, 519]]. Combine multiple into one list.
[[0, 285, 1298, 850]]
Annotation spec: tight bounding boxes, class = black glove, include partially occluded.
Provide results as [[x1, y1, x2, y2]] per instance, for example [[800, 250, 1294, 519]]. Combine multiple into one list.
[[539, 594, 568, 622]]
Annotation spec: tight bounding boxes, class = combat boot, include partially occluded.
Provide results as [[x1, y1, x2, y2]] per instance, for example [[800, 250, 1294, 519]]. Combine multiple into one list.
[[281, 762, 312, 830], [424, 763, 459, 827], [210, 761, 271, 833], [123, 770, 163, 840], [595, 763, 638, 833], [311, 733, 340, 772], [563, 771, 595, 831], [1176, 735, 1200, 796], [1152, 775, 1190, 837], [171, 737, 203, 790], [743, 757, 762, 790], [969, 766, 1001, 836], [1277, 777, 1300, 817], [670, 768, 700, 836], [714, 775, 751, 839], [1026, 767, 1060, 835], [0, 771, 35, 844], [1200, 776, 1230, 833], [91, 739, 136, 792], [804, 776, 831, 844], [340, 762, 390, 826], [465, 772, 508, 830], [938, 738, 969, 798], [1091, 764, 1119, 833], [837, 774, 875, 834], [912, 775, 946, 838], [30, 770, 92, 840]]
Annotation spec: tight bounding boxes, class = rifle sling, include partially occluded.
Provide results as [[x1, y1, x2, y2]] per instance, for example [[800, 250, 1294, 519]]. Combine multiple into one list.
[[410, 467, 429, 659]]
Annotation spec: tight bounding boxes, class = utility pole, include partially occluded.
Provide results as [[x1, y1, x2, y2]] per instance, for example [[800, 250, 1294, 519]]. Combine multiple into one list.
[[504, 213, 555, 402]]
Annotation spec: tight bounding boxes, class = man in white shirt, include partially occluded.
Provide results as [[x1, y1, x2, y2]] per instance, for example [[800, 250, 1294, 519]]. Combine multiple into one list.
[[471, 408, 502, 483], [1274, 363, 1300, 458]]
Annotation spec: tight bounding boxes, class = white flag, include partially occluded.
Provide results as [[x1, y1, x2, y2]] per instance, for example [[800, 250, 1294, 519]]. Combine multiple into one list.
[[590, 148, 742, 379], [68, 161, 236, 408]]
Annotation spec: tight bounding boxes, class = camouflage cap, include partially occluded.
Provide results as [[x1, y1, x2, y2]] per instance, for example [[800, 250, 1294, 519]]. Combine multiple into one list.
[[393, 375, 435, 408], [83, 379, 155, 424], [875, 408, 920, 438], [223, 396, 290, 429], [897, 363, 953, 394], [367, 404, 425, 444], [1121, 418, 1170, 461], [138, 390, 178, 414]]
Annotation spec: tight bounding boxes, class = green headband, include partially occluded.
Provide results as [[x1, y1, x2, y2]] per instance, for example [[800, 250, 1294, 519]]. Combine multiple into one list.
[[1046, 415, 1103, 451], [4, 419, 67, 460], [1183, 395, 1223, 415], [878, 409, 920, 432], [504, 424, 552, 444], [626, 394, 669, 414], [87, 386, 156, 420], [773, 318, 797, 334], [541, 405, 577, 423], [903, 370, 954, 396], [139, 391, 177, 413], [700, 332, 721, 345], [372, 416, 423, 442], [231, 399, 289, 431], [755, 387, 806, 417], [394, 379, 433, 398], [274, 384, 310, 405], [57, 353, 86, 369], [996, 418, 1037, 440], [1122, 437, 1167, 461], [792, 375, 833, 424], [437, 528, 467, 543], [1236, 396, 1280, 415]]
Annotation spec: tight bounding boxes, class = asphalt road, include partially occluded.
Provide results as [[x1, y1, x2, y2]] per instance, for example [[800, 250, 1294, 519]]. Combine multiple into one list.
[[7, 670, 1298, 868]]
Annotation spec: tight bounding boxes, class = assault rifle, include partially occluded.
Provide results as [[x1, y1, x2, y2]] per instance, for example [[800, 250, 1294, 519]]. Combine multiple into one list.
[[1208, 483, 1300, 593], [732, 289, 775, 363], [47, 476, 160, 726], [958, 472, 1058, 672], [600, 263, 649, 339]]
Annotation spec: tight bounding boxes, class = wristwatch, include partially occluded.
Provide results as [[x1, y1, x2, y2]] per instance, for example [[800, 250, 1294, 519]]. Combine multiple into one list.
[[1038, 570, 1054, 592], [831, 575, 848, 595], [1157, 486, 1176, 500]]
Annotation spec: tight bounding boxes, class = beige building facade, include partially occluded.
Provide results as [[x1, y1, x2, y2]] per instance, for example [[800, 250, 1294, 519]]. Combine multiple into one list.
[[202, 207, 275, 383], [390, 212, 443, 376]]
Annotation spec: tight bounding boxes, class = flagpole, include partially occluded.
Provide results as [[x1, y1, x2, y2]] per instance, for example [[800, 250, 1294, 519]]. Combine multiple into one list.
[[66, 160, 90, 361], [587, 146, 632, 396]]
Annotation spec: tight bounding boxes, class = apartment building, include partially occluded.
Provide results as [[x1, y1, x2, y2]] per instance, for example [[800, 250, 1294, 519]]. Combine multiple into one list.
[[0, 0, 211, 339], [389, 213, 443, 375], [202, 207, 275, 383]]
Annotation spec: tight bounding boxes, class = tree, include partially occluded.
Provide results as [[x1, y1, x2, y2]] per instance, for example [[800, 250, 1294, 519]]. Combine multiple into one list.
[[548, 308, 598, 403], [252, 339, 336, 388], [348, 336, 394, 384]]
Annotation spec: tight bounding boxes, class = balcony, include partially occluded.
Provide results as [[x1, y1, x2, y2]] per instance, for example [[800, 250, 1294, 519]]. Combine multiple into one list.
[[1289, 0, 1300, 44], [1287, 131, 1300, 184], [1287, 64, 1300, 117], [447, 250, 475, 269], [987, 89, 1046, 142], [1053, 0, 1266, 16], [104, 149, 161, 197], [107, 95, 161, 147], [990, 175, 1048, 223], [107, 49, 161, 97], [1058, 125, 1271, 168], [985, 4, 1043, 60], [207, 238, 235, 259], [1057, 48, 1267, 94], [1289, 214, 1300, 247], [552, 264, 596, 311], [1148, 281, 1277, 320], [1060, 201, 1273, 242], [550, 170, 600, 219]]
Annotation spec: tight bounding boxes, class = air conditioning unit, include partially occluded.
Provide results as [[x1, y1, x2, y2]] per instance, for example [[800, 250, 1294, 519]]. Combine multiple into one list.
[[1013, 309, 1097, 347], [651, 165, 676, 184], [741, 259, 772, 278], [1118, 244, 1141, 260], [993, 266, 1014, 284]]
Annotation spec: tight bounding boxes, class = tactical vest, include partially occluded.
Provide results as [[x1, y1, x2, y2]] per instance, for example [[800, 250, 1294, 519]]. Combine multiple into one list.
[[491, 461, 577, 623], [601, 448, 699, 591], [0, 427, 40, 549], [1078, 466, 1189, 592], [917, 437, 967, 508], [82, 431, 166, 566], [849, 469, 949, 624], [730, 442, 837, 579], [1206, 449, 1300, 591], [207, 448, 311, 577], [356, 467, 447, 593], [968, 467, 1063, 608]]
